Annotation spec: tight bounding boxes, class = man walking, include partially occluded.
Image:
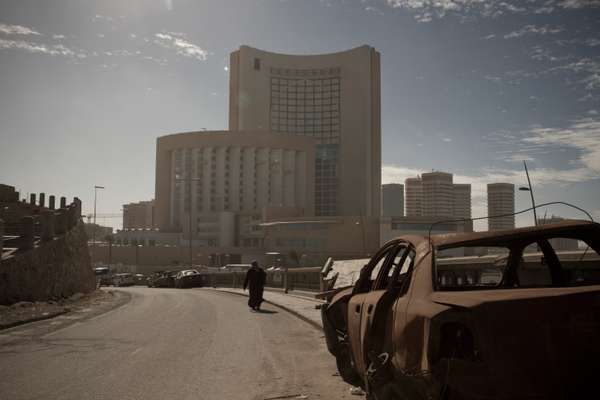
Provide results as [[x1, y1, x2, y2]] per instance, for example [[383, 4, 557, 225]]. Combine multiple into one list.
[[243, 260, 266, 311]]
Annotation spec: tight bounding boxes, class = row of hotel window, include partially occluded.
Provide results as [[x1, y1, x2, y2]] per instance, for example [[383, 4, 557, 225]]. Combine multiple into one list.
[[271, 77, 340, 85], [271, 98, 340, 106]]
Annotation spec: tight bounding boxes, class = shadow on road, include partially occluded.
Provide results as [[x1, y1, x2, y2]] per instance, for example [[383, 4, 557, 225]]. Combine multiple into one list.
[[253, 309, 278, 314]]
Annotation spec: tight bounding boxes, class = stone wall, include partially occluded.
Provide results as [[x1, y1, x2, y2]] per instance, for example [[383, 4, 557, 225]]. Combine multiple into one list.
[[0, 184, 95, 305]]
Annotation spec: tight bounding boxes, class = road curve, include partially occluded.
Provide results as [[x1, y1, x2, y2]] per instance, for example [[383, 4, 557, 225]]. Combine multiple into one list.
[[0, 287, 353, 400]]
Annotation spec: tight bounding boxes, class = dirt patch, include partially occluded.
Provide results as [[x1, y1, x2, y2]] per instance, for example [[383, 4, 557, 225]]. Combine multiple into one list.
[[0, 289, 123, 330]]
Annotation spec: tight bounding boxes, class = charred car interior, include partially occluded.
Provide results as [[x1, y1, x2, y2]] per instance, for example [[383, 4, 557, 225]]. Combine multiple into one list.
[[321, 220, 600, 399]]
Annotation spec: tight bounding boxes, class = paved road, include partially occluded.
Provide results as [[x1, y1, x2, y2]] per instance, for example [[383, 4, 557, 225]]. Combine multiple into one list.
[[0, 288, 354, 400]]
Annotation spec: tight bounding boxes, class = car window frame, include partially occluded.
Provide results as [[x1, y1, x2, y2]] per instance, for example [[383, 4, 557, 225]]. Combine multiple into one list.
[[352, 241, 397, 294], [373, 242, 415, 293]]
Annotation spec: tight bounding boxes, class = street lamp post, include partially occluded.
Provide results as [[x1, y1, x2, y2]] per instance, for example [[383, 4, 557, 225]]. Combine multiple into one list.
[[356, 216, 367, 257], [92, 185, 105, 265], [519, 160, 538, 226], [174, 175, 202, 267]]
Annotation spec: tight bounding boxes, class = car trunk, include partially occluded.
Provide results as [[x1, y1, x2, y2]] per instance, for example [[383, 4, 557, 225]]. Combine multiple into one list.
[[431, 286, 600, 398]]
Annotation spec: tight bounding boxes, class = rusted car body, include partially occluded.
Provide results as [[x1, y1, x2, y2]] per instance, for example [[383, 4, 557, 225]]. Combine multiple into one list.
[[322, 220, 600, 399]]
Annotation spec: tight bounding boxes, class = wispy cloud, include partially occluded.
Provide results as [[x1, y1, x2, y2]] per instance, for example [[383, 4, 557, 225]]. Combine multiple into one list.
[[0, 38, 81, 57], [523, 118, 600, 172], [154, 31, 208, 61], [503, 24, 563, 39], [384, 0, 600, 21], [0, 23, 41, 36]]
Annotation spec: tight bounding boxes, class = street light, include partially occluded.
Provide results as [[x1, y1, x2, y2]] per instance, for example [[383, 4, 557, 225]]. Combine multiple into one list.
[[519, 160, 538, 226], [92, 185, 105, 265], [355, 217, 367, 257], [174, 175, 202, 267]]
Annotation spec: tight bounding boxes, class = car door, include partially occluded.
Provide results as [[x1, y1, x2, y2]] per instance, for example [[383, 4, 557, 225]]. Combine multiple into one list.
[[346, 242, 397, 377], [361, 242, 415, 373]]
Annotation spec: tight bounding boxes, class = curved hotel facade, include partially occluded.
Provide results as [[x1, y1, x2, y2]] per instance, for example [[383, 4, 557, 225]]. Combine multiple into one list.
[[155, 131, 315, 243], [229, 45, 381, 218]]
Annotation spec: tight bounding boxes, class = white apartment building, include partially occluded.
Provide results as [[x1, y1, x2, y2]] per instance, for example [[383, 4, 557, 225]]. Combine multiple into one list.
[[487, 183, 515, 231]]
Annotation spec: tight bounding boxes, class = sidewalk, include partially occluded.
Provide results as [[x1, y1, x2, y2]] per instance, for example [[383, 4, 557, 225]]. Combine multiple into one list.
[[208, 287, 324, 330]]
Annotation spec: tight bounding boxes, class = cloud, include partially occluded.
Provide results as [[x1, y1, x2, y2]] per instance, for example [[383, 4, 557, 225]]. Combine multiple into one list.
[[384, 0, 600, 21], [154, 31, 208, 61], [504, 25, 563, 39], [365, 6, 385, 15], [0, 23, 41, 36], [52, 34, 65, 40], [549, 57, 600, 90], [523, 118, 600, 173], [0, 38, 80, 57]]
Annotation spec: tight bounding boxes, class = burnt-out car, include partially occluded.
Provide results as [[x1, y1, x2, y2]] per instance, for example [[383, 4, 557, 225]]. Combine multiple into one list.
[[174, 269, 205, 288], [147, 271, 177, 288], [322, 220, 600, 400]]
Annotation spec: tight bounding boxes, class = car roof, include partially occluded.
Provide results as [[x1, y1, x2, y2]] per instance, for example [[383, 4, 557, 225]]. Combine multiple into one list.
[[386, 220, 598, 249]]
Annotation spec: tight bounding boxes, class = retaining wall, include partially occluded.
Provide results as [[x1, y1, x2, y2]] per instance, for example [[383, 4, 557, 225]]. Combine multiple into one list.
[[0, 184, 95, 305]]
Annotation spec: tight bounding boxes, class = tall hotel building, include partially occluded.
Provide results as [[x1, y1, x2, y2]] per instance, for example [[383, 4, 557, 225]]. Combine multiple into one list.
[[228, 45, 381, 217], [487, 183, 515, 231]]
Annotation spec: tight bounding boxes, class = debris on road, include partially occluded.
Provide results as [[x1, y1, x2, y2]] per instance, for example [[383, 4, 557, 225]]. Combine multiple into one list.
[[349, 387, 365, 395], [263, 394, 302, 400]]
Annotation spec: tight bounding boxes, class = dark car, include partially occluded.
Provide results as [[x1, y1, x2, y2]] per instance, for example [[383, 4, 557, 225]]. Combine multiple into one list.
[[147, 271, 177, 288], [321, 220, 600, 400], [174, 269, 205, 288]]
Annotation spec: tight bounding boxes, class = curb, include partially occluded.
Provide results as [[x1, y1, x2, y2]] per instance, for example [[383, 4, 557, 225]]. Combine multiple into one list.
[[206, 288, 323, 332], [0, 309, 69, 331]]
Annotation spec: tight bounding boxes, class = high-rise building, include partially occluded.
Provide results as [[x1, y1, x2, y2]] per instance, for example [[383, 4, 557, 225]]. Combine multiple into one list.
[[123, 200, 155, 229], [381, 183, 404, 217], [228, 45, 381, 218], [405, 177, 422, 217], [453, 184, 472, 220], [487, 183, 515, 231], [155, 131, 315, 236], [422, 172, 454, 218]]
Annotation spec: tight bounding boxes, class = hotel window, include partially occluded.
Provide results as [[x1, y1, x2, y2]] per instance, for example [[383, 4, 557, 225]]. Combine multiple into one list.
[[254, 58, 261, 70]]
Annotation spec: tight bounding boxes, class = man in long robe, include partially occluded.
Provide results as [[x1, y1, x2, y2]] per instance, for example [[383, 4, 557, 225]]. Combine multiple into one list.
[[243, 260, 266, 310]]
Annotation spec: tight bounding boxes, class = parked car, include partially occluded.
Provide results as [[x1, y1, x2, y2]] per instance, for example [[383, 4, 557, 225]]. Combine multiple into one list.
[[112, 273, 135, 287], [147, 271, 177, 288], [94, 266, 113, 286], [133, 273, 146, 285], [321, 220, 600, 400], [174, 269, 205, 288]]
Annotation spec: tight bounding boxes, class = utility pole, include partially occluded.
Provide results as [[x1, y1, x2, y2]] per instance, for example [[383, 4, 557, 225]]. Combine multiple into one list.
[[92, 185, 105, 265], [174, 175, 201, 267], [520, 161, 538, 226]]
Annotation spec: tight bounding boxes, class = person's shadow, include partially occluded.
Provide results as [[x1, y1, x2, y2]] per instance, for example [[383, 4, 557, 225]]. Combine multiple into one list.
[[254, 309, 278, 314]]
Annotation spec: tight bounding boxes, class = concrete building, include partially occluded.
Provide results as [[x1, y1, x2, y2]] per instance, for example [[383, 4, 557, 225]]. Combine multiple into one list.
[[405, 177, 423, 217], [487, 183, 515, 231], [229, 45, 381, 218], [538, 215, 580, 251], [380, 215, 473, 245], [381, 183, 404, 217], [261, 215, 380, 263], [123, 200, 155, 229], [453, 183, 472, 220], [422, 172, 454, 218], [155, 131, 315, 247]]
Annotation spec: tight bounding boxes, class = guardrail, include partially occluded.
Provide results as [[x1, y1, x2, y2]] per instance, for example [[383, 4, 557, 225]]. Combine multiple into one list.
[[200, 266, 325, 292]]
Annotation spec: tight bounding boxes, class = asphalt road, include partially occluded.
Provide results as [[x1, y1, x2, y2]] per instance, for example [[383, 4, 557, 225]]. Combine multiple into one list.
[[0, 288, 354, 400]]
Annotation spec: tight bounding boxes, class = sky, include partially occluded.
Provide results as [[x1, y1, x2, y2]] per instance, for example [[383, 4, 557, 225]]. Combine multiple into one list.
[[0, 0, 599, 231]]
